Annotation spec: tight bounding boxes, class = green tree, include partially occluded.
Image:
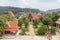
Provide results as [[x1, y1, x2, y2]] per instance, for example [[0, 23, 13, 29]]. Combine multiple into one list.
[[51, 26, 57, 34], [42, 17, 53, 26], [0, 16, 6, 35], [24, 18, 29, 28], [18, 18, 23, 28], [50, 12, 60, 26], [37, 25, 48, 35], [33, 19, 40, 28], [4, 15, 14, 21]]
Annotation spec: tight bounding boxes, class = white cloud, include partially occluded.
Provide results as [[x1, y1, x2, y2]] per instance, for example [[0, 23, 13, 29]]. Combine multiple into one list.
[[19, 0, 60, 11], [57, 0, 60, 2], [0, 0, 60, 11]]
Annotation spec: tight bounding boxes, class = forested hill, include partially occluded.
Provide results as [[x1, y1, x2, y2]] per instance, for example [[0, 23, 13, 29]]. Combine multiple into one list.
[[0, 6, 60, 15], [46, 8, 60, 13], [0, 6, 42, 14]]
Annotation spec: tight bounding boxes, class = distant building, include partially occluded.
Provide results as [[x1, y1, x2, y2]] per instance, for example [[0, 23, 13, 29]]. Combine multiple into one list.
[[8, 11, 15, 17], [4, 11, 19, 33], [56, 17, 60, 32], [24, 12, 42, 20], [4, 21, 19, 33]]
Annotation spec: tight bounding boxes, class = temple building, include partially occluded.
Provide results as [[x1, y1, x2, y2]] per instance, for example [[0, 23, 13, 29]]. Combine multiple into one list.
[[4, 21, 19, 33], [8, 11, 15, 17], [56, 17, 60, 32], [24, 12, 42, 21], [4, 11, 19, 33]]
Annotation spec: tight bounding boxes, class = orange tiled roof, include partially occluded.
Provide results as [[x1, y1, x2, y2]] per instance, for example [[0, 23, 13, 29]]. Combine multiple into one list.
[[24, 13, 42, 19], [24, 13, 29, 18], [8, 11, 15, 17], [5, 21, 19, 31]]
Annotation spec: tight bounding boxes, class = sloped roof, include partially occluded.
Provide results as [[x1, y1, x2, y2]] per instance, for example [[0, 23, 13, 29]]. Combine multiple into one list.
[[5, 21, 19, 31], [8, 11, 15, 17], [24, 13, 42, 19]]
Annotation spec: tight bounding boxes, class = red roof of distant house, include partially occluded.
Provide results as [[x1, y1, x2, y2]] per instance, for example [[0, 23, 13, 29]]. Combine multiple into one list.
[[8, 11, 15, 17], [4, 21, 19, 31], [24, 13, 29, 18], [24, 13, 42, 19]]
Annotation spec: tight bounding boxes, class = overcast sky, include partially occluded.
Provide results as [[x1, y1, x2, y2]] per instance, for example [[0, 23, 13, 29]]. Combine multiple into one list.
[[0, 0, 60, 11]]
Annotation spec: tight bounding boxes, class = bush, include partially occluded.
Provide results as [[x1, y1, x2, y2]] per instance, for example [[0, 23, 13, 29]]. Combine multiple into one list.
[[37, 25, 48, 35], [51, 26, 57, 34], [36, 25, 57, 35], [20, 26, 30, 35]]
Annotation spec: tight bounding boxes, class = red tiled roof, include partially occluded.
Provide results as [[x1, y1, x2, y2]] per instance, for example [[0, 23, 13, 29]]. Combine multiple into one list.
[[24, 13, 42, 19], [4, 21, 19, 31], [8, 11, 14, 17], [24, 13, 29, 18]]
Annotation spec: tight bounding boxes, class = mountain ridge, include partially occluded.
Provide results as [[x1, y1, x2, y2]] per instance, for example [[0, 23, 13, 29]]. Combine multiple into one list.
[[0, 6, 60, 14]]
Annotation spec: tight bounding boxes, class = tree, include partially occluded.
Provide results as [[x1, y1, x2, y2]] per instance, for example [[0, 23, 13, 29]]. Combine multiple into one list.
[[18, 18, 23, 28], [18, 17, 29, 35], [4, 15, 15, 21], [33, 19, 40, 28], [42, 17, 53, 26], [51, 12, 60, 26], [18, 16, 29, 28], [37, 25, 48, 35], [24, 18, 29, 28], [0, 16, 6, 35], [51, 12, 59, 21]]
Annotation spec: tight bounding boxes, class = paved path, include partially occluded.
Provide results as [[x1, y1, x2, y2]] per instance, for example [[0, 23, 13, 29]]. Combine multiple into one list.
[[0, 35, 60, 40], [29, 24, 35, 36], [0, 32, 60, 40]]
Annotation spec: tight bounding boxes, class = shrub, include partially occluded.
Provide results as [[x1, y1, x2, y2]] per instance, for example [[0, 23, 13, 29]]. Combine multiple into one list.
[[20, 26, 29, 35], [51, 26, 57, 34], [20, 27, 26, 35], [37, 25, 48, 35]]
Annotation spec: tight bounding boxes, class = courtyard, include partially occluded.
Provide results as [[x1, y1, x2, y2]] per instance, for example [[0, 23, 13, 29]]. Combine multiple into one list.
[[0, 33, 60, 40]]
